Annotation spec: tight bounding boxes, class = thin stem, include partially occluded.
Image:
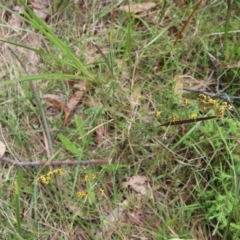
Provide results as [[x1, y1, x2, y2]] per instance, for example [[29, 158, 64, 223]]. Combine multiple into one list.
[[173, 0, 203, 46], [0, 157, 109, 168], [224, 0, 231, 45], [8, 47, 54, 157]]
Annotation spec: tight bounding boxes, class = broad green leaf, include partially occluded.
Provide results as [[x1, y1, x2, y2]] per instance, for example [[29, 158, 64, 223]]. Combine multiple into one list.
[[58, 134, 79, 155]]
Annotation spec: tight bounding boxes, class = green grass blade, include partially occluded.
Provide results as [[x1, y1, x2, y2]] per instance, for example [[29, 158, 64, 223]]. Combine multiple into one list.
[[19, 0, 96, 83], [14, 170, 23, 236], [0, 73, 85, 86]]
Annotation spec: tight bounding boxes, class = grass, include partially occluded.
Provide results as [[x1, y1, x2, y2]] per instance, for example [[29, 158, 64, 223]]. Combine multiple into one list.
[[0, 0, 240, 239]]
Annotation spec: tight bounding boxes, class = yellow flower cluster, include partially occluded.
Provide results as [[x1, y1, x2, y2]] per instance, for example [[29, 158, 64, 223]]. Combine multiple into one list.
[[216, 102, 232, 116], [76, 188, 104, 198], [198, 94, 232, 116], [77, 191, 88, 197], [77, 173, 104, 199], [37, 168, 64, 185]]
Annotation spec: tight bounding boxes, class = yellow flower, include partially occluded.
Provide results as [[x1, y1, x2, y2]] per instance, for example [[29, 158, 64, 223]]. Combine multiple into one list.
[[38, 175, 51, 184], [208, 98, 218, 106], [156, 111, 161, 117], [222, 102, 228, 107], [191, 114, 197, 120], [198, 94, 207, 102], [58, 168, 64, 175], [217, 106, 225, 116], [92, 173, 97, 179], [84, 174, 89, 182], [222, 102, 232, 110], [183, 98, 189, 106], [77, 191, 88, 197], [47, 171, 53, 176], [37, 168, 64, 185], [99, 188, 105, 197], [227, 104, 233, 110]]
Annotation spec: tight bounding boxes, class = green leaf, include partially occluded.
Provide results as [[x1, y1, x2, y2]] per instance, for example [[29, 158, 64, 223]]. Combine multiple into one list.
[[58, 134, 79, 155]]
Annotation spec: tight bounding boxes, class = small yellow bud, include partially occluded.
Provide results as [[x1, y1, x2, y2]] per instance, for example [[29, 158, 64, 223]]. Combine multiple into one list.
[[84, 174, 89, 182], [99, 188, 105, 197], [183, 98, 189, 106], [191, 114, 197, 120]]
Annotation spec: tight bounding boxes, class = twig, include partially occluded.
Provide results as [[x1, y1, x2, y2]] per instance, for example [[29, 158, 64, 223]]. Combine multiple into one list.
[[92, 41, 113, 76], [160, 116, 217, 126], [166, 0, 202, 57], [224, 0, 231, 48], [8, 47, 54, 157], [173, 0, 203, 46], [0, 157, 109, 168]]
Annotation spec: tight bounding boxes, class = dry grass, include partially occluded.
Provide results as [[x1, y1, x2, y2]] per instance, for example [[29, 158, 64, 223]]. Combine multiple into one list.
[[0, 1, 240, 239]]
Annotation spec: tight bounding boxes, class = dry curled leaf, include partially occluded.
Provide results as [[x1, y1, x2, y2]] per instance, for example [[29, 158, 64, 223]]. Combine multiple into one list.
[[0, 141, 6, 158], [118, 2, 156, 14], [43, 94, 65, 110], [121, 176, 151, 195], [64, 81, 87, 126]]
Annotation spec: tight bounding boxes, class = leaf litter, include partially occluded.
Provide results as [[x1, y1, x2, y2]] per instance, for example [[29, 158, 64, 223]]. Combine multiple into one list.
[[121, 175, 152, 196], [63, 80, 88, 125], [118, 2, 156, 14]]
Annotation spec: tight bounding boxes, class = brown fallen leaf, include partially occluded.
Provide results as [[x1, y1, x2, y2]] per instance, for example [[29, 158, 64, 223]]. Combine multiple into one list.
[[118, 2, 156, 14], [43, 94, 65, 110], [67, 79, 79, 88], [121, 176, 151, 195], [0, 141, 6, 158], [64, 80, 87, 126]]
